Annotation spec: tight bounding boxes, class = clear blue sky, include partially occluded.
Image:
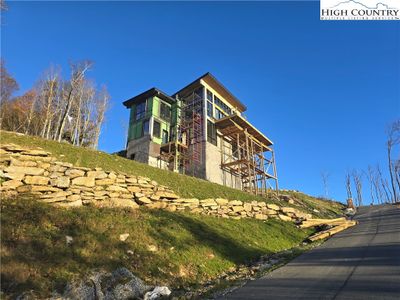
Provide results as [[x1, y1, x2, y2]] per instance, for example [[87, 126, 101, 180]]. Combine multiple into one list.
[[2, 1, 399, 202]]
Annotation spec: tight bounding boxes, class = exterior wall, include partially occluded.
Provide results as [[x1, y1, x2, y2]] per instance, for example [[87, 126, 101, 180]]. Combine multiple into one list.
[[126, 136, 152, 163], [205, 136, 242, 190]]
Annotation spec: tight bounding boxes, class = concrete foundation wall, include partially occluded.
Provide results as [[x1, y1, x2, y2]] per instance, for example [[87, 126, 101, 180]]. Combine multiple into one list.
[[205, 139, 241, 190]]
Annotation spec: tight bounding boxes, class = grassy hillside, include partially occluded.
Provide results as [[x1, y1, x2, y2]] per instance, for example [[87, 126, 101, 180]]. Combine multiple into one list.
[[1, 196, 312, 298], [0, 131, 345, 297], [0, 131, 344, 217]]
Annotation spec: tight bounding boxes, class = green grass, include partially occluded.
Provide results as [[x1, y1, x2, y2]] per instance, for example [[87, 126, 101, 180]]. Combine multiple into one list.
[[1, 196, 312, 298]]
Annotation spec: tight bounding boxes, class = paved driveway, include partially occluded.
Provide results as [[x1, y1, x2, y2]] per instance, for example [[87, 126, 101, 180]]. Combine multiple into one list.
[[224, 204, 400, 300]]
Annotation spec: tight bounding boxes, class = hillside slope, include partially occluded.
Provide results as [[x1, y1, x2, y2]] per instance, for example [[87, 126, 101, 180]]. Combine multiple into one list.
[[0, 131, 345, 298], [0, 131, 344, 218]]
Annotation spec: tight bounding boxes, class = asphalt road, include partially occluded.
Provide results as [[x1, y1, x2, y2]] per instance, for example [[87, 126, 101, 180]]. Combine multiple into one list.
[[224, 204, 400, 300]]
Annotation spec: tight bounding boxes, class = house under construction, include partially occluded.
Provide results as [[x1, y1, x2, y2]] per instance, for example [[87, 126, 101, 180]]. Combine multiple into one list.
[[123, 73, 278, 195]]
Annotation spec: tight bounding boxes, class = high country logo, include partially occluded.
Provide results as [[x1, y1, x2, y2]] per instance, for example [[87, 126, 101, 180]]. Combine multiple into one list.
[[320, 0, 400, 20]]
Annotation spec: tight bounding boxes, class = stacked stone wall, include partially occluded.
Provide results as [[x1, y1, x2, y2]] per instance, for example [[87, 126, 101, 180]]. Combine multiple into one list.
[[0, 144, 311, 222]]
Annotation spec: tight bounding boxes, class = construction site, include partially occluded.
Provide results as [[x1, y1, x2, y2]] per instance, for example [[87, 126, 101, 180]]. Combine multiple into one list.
[[123, 72, 278, 195]]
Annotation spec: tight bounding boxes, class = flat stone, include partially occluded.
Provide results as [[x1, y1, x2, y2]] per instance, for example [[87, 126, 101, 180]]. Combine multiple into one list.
[[10, 158, 37, 167], [281, 207, 295, 214], [150, 194, 161, 201], [50, 176, 70, 188], [106, 185, 128, 192], [40, 191, 72, 199], [66, 194, 81, 202], [136, 197, 152, 204], [229, 200, 243, 206], [3, 172, 25, 180], [65, 169, 85, 178], [87, 170, 108, 179], [21, 149, 50, 156], [94, 191, 108, 197], [17, 185, 61, 193], [1, 179, 23, 189], [278, 214, 293, 222], [231, 205, 244, 212], [263, 208, 278, 215], [255, 214, 268, 220], [54, 200, 83, 207], [18, 155, 53, 162], [24, 176, 49, 185], [1, 144, 24, 152], [95, 178, 115, 185], [215, 198, 229, 205], [108, 172, 117, 179], [244, 203, 252, 212], [4, 166, 45, 176], [146, 202, 168, 209], [125, 177, 138, 184], [71, 176, 95, 187], [108, 198, 139, 209], [266, 204, 280, 211]]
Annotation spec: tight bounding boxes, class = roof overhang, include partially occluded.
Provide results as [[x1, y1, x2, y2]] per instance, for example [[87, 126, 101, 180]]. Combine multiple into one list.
[[215, 114, 273, 149], [172, 72, 247, 112], [123, 87, 175, 108]]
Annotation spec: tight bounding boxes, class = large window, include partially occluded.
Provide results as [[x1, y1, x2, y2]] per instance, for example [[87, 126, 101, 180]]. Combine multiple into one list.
[[160, 102, 171, 121], [207, 89, 213, 101], [207, 120, 217, 146], [135, 102, 146, 120], [207, 101, 213, 118], [142, 119, 150, 136], [214, 96, 232, 116], [215, 108, 225, 120], [153, 120, 161, 138]]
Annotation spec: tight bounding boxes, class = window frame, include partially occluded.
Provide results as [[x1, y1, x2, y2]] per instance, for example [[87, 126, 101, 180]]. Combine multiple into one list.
[[207, 120, 217, 146], [153, 120, 161, 138], [135, 101, 146, 121], [159, 101, 171, 121], [142, 119, 150, 136]]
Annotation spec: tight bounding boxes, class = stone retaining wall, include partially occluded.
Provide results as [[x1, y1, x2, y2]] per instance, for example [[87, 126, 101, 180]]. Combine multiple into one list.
[[0, 144, 311, 222]]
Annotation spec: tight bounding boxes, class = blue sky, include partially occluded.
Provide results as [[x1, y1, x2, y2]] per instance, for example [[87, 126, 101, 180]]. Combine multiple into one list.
[[2, 1, 399, 202]]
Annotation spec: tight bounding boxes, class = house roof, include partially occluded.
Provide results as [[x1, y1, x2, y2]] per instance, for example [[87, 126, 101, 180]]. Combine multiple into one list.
[[172, 72, 247, 112], [215, 113, 273, 148], [123, 87, 176, 108]]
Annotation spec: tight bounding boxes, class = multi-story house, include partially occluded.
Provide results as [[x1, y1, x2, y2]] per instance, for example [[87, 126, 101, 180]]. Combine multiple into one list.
[[123, 73, 278, 195]]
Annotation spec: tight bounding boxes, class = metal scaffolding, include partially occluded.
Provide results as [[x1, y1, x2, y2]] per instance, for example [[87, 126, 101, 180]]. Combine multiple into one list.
[[159, 91, 204, 177], [216, 115, 278, 195]]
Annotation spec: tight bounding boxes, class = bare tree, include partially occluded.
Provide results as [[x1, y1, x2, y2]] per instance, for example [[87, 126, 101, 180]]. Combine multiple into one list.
[[345, 171, 353, 200], [37, 66, 61, 139], [91, 86, 109, 149], [321, 171, 330, 199], [352, 170, 363, 207], [55, 61, 92, 142], [386, 120, 400, 203], [365, 166, 376, 205]]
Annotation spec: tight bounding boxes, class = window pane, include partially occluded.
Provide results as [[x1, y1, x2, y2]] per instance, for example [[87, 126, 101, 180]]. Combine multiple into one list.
[[207, 120, 217, 146], [135, 102, 146, 120], [207, 90, 213, 101], [160, 102, 171, 121], [143, 119, 150, 135], [153, 120, 161, 138], [207, 101, 213, 118]]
